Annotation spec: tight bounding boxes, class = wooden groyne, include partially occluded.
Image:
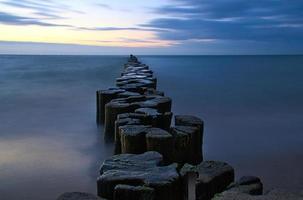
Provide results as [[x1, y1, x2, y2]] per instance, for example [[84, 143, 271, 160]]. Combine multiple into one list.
[[94, 55, 262, 200], [58, 55, 266, 200]]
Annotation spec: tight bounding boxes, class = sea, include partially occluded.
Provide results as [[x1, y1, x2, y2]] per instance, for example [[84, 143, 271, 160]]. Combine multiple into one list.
[[0, 55, 302, 200]]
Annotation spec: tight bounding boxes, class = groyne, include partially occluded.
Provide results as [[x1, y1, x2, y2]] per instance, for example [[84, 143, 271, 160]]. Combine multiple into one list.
[[58, 55, 267, 200], [94, 55, 263, 200]]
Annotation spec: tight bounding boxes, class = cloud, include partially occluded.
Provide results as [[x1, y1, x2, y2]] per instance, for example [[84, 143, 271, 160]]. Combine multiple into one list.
[[0, 11, 72, 27], [96, 3, 112, 9], [0, 11, 166, 33], [32, 11, 65, 19], [142, 0, 303, 44], [0, 0, 83, 19], [77, 26, 169, 32], [2, 0, 59, 13], [90, 37, 166, 44]]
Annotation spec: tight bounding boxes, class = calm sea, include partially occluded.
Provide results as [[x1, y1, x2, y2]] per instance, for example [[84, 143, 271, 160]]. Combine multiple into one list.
[[0, 55, 302, 200]]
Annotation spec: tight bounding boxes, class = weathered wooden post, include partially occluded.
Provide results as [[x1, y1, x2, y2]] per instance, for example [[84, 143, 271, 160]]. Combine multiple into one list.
[[175, 115, 204, 163], [119, 125, 150, 154], [96, 88, 124, 124], [145, 128, 174, 163]]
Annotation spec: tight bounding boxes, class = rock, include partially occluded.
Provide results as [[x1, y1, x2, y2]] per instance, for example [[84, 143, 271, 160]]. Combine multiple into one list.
[[119, 83, 155, 94], [144, 88, 164, 96], [97, 151, 182, 200], [117, 79, 156, 90], [137, 96, 172, 113], [135, 108, 172, 131], [145, 128, 174, 163], [57, 192, 101, 200], [180, 161, 235, 200], [175, 115, 204, 163], [227, 176, 263, 195], [117, 91, 140, 98], [119, 125, 151, 154], [114, 185, 154, 200], [212, 189, 303, 200], [99, 151, 162, 174], [122, 72, 153, 78]]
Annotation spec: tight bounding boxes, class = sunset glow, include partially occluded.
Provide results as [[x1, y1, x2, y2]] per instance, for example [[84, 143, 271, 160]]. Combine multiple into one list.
[[1, 0, 303, 54], [0, 0, 174, 47]]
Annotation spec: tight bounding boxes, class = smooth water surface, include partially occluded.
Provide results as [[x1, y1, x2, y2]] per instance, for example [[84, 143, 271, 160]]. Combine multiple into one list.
[[0, 55, 124, 200], [141, 55, 303, 190], [0, 55, 302, 200]]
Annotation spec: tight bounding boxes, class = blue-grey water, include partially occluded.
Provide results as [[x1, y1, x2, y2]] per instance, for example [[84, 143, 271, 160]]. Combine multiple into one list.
[[0, 55, 302, 200]]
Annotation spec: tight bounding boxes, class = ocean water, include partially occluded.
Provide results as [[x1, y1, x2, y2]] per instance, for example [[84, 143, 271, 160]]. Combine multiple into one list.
[[0, 55, 302, 199]]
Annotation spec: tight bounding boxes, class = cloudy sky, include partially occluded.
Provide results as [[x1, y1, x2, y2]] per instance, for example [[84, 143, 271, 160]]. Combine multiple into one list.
[[0, 0, 303, 54]]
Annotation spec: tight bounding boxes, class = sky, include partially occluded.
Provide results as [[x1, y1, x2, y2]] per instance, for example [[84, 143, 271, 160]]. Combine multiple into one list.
[[0, 0, 303, 55]]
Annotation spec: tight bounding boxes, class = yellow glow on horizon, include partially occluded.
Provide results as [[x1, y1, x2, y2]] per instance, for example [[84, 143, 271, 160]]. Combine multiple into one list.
[[0, 0, 177, 49], [0, 24, 172, 47]]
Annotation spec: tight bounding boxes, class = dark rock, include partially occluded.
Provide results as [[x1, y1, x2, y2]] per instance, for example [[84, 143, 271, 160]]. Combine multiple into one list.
[[137, 96, 172, 113], [57, 192, 101, 200], [144, 88, 164, 96], [114, 185, 154, 200], [117, 79, 156, 90], [213, 189, 303, 200], [135, 108, 172, 130], [117, 91, 140, 98], [238, 176, 261, 186], [180, 161, 235, 200], [120, 83, 155, 93], [227, 176, 263, 195], [97, 151, 182, 200], [99, 151, 162, 174]]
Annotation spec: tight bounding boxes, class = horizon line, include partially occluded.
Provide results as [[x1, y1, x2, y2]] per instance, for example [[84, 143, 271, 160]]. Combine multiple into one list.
[[0, 53, 303, 56]]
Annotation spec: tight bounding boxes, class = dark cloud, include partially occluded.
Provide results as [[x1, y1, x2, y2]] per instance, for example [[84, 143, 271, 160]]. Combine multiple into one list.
[[0, 11, 164, 32], [2, 0, 59, 13], [142, 0, 303, 44], [1, 0, 83, 19], [0, 11, 71, 27]]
